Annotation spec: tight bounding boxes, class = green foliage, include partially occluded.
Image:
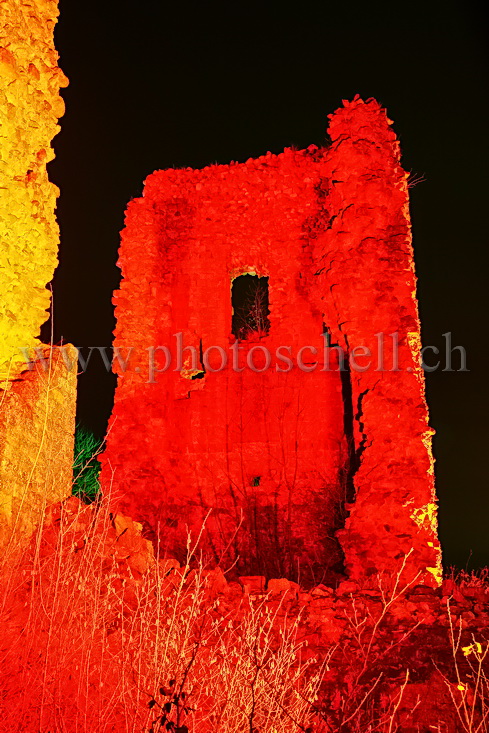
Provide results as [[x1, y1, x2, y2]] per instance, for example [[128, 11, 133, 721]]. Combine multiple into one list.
[[72, 425, 102, 503]]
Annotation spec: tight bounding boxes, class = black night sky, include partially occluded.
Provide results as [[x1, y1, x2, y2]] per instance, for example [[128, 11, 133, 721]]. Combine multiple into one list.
[[46, 0, 488, 569]]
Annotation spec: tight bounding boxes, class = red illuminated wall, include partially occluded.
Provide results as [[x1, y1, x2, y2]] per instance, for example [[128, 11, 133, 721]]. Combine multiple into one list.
[[100, 97, 441, 589]]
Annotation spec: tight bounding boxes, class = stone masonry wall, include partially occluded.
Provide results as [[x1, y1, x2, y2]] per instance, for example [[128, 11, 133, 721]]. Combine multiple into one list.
[[101, 149, 349, 585]]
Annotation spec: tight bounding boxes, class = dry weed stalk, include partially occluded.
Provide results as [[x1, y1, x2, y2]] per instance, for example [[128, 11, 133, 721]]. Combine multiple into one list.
[[319, 551, 422, 732], [440, 599, 489, 733]]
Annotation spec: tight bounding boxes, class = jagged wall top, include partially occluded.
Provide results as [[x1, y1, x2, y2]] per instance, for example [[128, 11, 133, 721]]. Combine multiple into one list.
[[0, 0, 68, 382]]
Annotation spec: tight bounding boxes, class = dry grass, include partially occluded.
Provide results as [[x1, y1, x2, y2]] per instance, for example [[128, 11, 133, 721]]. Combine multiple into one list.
[[2, 491, 489, 732], [0, 491, 325, 733]]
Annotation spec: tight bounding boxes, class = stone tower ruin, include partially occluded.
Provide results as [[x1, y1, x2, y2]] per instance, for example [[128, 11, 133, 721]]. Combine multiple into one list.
[[100, 97, 441, 588]]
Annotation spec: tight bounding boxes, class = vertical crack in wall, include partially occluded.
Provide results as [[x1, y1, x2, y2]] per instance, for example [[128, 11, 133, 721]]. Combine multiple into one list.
[[354, 388, 371, 470], [339, 361, 357, 505], [347, 379, 380, 485]]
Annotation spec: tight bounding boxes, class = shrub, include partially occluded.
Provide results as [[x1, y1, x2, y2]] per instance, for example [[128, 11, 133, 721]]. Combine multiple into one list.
[[72, 424, 102, 502]]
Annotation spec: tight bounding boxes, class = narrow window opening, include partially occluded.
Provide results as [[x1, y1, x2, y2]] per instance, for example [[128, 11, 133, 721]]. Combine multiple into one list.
[[251, 476, 261, 487], [231, 274, 270, 340]]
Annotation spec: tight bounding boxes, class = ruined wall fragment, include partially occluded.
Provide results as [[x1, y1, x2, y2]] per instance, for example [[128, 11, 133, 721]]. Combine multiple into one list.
[[0, 0, 68, 382], [310, 97, 441, 587], [0, 0, 75, 548]]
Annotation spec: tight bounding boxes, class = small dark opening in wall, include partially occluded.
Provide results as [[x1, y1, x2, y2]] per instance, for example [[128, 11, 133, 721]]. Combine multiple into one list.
[[191, 339, 206, 379], [231, 274, 270, 340], [322, 324, 338, 346], [251, 476, 261, 487]]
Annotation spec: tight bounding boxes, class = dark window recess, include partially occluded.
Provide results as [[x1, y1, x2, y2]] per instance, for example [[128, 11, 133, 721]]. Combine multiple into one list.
[[251, 476, 261, 487], [231, 275, 270, 340]]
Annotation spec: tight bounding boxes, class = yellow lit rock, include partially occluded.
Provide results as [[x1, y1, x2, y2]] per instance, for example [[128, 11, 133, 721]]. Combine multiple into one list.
[[0, 0, 68, 383], [411, 502, 439, 534]]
